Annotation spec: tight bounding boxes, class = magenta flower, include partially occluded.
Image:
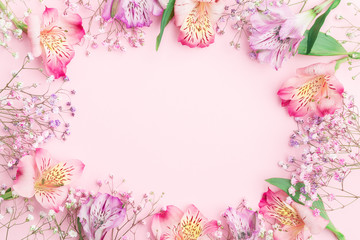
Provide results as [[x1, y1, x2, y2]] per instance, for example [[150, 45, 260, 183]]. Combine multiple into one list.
[[151, 205, 219, 239], [259, 188, 328, 240], [102, 0, 163, 28], [249, 3, 316, 70], [26, 7, 85, 79], [13, 148, 85, 211], [78, 193, 126, 240], [174, 0, 225, 48], [223, 207, 260, 240], [277, 61, 344, 117]]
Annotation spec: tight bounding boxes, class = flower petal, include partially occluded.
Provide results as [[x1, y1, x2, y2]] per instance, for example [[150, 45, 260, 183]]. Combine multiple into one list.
[[58, 13, 85, 45], [42, 37, 75, 79], [120, 0, 153, 28], [176, 2, 216, 48], [291, 202, 329, 235], [35, 186, 68, 211], [35, 148, 58, 173], [296, 61, 337, 76], [152, 205, 183, 240], [42, 7, 59, 28], [25, 16, 42, 57], [13, 155, 36, 198]]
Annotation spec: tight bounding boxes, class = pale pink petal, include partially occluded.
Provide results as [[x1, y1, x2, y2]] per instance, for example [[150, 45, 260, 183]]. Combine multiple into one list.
[[279, 10, 316, 39], [42, 7, 59, 28], [151, 205, 183, 240], [47, 159, 85, 186], [174, 0, 197, 27], [296, 61, 337, 76], [316, 92, 343, 117], [34, 148, 58, 173], [102, 0, 115, 21], [148, 0, 163, 16], [207, 0, 225, 23], [291, 202, 329, 235], [158, 0, 169, 9], [35, 186, 68, 211], [13, 155, 36, 198], [25, 16, 42, 57], [203, 220, 219, 235]]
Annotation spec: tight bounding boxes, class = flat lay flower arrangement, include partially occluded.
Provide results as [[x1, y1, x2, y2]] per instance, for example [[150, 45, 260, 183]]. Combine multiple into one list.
[[0, 0, 359, 239]]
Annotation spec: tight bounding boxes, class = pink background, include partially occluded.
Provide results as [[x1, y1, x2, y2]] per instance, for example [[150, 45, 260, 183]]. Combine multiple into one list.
[[1, 0, 360, 239]]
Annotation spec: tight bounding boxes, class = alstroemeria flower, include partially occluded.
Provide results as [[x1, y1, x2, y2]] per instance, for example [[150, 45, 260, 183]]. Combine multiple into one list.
[[102, 0, 163, 28], [152, 204, 219, 239], [78, 193, 126, 240], [249, 3, 316, 70], [223, 207, 260, 240], [13, 148, 85, 211], [174, 0, 225, 48], [26, 7, 85, 79], [277, 61, 344, 117], [259, 188, 329, 240]]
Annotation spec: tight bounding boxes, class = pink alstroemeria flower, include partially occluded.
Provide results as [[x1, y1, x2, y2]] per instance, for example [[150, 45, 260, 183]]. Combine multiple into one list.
[[249, 3, 316, 70], [26, 7, 85, 79], [102, 0, 163, 28], [78, 193, 126, 240], [277, 61, 344, 117], [13, 148, 84, 211], [259, 189, 329, 240], [173, 0, 225, 48], [223, 207, 260, 240], [151, 205, 220, 239]]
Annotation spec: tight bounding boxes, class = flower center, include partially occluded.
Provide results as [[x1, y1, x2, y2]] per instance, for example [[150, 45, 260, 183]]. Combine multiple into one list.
[[294, 75, 330, 110], [181, 212, 203, 240], [40, 26, 71, 58], [269, 197, 303, 226]]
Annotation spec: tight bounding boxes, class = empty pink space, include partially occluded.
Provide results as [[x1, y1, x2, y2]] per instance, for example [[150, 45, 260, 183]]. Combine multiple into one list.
[[0, 0, 359, 239]]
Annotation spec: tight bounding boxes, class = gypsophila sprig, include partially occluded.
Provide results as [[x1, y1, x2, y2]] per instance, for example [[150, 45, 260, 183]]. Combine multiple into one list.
[[63, 0, 146, 56], [0, 56, 76, 180], [281, 93, 360, 211]]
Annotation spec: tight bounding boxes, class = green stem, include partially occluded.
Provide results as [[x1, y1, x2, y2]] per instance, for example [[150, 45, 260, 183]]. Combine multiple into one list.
[[0, 0, 28, 33]]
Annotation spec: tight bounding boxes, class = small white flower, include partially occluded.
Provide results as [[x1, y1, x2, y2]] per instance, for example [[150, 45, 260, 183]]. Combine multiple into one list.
[[26, 214, 34, 221], [47, 75, 55, 82], [6, 207, 13, 214], [30, 225, 37, 232], [68, 230, 78, 238], [48, 209, 56, 218], [27, 52, 34, 61], [0, 214, 4, 220], [39, 211, 46, 218]]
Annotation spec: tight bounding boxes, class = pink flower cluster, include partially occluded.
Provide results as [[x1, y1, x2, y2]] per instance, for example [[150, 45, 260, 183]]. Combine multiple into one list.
[[280, 93, 360, 210]]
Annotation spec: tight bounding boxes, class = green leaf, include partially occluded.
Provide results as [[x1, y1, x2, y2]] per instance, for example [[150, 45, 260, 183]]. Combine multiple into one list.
[[306, 0, 341, 54], [299, 31, 347, 56], [1, 188, 13, 200], [156, 0, 175, 51], [77, 217, 84, 240], [266, 178, 345, 240]]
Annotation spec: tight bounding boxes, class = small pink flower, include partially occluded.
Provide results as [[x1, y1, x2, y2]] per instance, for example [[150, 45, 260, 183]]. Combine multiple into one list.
[[249, 2, 316, 70], [173, 0, 225, 48], [313, 208, 320, 217], [26, 7, 85, 79], [259, 188, 328, 240], [13, 148, 85, 211], [151, 205, 219, 240], [277, 61, 344, 117]]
